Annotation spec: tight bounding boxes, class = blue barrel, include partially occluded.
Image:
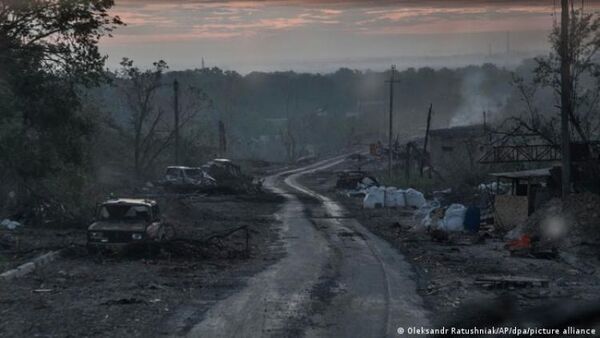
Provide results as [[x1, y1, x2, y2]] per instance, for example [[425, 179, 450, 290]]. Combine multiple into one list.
[[464, 207, 480, 233]]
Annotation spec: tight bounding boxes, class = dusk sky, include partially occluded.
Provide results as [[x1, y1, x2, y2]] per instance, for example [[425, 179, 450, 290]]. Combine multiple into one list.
[[101, 0, 600, 73]]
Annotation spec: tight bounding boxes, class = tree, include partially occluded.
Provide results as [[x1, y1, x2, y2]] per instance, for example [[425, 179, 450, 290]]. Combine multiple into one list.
[[0, 0, 122, 182], [0, 0, 122, 82], [507, 4, 600, 145], [116, 58, 211, 179]]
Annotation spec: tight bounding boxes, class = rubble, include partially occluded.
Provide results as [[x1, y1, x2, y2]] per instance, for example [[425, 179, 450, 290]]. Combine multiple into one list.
[[509, 192, 600, 251], [475, 276, 550, 289], [335, 170, 379, 190]]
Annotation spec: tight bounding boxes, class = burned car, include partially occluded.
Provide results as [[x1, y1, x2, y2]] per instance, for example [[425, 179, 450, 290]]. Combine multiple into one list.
[[87, 198, 166, 252], [161, 166, 216, 192], [202, 158, 258, 192]]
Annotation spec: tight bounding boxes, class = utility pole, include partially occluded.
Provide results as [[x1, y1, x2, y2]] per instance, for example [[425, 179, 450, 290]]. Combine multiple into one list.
[[560, 0, 572, 198], [405, 142, 411, 182], [420, 104, 433, 178], [386, 65, 400, 179], [218, 120, 227, 156], [173, 79, 180, 165]]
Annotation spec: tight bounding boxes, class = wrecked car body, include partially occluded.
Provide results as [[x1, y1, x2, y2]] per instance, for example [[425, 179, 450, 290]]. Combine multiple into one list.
[[161, 166, 216, 192], [202, 158, 258, 192], [87, 198, 166, 252]]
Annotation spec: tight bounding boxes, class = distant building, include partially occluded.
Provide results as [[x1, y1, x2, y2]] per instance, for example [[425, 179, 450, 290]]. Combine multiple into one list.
[[427, 124, 488, 174]]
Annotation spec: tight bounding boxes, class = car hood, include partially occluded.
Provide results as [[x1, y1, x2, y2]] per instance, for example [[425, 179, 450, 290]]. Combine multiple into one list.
[[88, 221, 147, 232]]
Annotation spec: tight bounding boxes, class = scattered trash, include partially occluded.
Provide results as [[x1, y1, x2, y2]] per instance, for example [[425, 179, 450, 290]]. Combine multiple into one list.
[[475, 275, 550, 289], [33, 289, 53, 293], [1, 219, 21, 230], [336, 170, 379, 190], [507, 235, 532, 251], [101, 298, 146, 306]]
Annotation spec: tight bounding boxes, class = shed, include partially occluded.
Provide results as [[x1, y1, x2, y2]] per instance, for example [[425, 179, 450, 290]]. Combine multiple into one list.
[[489, 167, 553, 230]]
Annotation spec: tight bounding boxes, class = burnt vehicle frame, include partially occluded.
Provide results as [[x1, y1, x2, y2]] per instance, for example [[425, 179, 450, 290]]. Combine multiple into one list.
[[161, 166, 217, 192], [87, 198, 166, 252]]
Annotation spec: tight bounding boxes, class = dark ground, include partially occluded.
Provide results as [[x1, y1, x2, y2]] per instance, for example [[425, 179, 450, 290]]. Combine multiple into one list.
[[0, 192, 284, 337], [298, 167, 600, 328]]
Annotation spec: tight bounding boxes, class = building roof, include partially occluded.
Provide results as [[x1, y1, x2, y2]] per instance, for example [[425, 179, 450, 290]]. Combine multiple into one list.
[[489, 167, 552, 179], [102, 198, 157, 207], [429, 124, 485, 138]]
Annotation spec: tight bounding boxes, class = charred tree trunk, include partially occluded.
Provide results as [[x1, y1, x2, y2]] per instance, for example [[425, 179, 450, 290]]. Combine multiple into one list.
[[560, 0, 573, 198]]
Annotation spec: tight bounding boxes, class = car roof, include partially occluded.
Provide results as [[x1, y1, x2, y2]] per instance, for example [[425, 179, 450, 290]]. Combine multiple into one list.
[[101, 198, 157, 207], [167, 166, 203, 171]]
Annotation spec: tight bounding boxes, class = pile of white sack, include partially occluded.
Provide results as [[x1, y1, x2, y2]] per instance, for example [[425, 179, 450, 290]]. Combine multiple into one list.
[[363, 187, 426, 209], [437, 204, 467, 232], [362, 185, 469, 232]]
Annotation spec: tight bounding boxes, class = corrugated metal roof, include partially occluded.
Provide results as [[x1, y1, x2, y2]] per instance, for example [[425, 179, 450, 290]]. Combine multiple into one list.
[[489, 167, 552, 179]]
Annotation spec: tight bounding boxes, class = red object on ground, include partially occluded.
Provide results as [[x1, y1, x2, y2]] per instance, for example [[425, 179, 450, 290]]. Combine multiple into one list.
[[508, 235, 531, 251]]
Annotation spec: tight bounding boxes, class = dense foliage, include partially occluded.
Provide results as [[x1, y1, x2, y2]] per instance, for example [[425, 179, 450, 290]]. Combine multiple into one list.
[[0, 0, 122, 222]]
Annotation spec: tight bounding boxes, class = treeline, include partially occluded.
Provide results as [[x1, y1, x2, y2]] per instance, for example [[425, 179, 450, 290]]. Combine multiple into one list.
[[90, 63, 515, 170], [6, 0, 592, 225]]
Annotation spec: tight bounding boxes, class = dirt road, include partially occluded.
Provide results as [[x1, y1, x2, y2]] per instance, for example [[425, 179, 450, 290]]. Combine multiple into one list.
[[187, 157, 429, 337]]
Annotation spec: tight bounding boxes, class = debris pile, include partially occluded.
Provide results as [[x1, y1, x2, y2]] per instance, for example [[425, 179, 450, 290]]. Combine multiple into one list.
[[509, 192, 600, 250], [335, 170, 379, 190]]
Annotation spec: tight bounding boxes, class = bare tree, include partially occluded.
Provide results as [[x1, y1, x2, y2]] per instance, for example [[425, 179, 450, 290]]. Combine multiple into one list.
[[506, 4, 600, 145], [116, 58, 210, 178]]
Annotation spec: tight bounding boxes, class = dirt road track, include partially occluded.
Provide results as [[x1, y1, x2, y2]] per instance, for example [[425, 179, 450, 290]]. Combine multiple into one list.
[[186, 157, 429, 337]]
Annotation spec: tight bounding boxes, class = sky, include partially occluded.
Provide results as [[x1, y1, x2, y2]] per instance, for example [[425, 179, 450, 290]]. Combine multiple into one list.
[[100, 0, 600, 73]]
